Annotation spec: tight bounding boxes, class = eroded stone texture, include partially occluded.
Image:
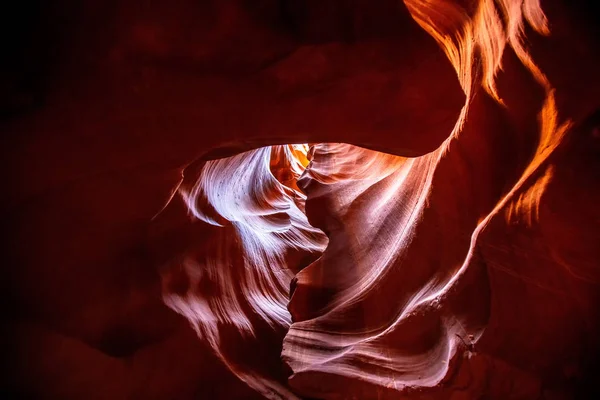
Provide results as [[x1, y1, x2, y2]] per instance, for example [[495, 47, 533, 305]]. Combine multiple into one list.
[[2, 0, 599, 399]]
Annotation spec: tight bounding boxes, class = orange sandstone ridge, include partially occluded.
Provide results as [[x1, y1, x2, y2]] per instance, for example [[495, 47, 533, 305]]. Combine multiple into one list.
[[2, 1, 599, 399]]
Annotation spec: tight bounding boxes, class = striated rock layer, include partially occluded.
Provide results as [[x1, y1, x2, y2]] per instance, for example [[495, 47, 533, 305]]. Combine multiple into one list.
[[2, 0, 599, 399]]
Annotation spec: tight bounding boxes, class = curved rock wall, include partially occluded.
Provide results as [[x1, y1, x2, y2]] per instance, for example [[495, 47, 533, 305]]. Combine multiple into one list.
[[2, 0, 599, 399]]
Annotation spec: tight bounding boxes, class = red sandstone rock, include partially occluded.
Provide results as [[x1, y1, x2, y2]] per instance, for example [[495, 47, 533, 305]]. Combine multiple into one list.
[[2, 1, 599, 399]]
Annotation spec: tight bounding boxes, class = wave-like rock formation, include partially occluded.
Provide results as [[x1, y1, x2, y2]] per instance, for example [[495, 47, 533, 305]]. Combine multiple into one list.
[[160, 145, 326, 398], [3, 0, 599, 399], [152, 1, 599, 399]]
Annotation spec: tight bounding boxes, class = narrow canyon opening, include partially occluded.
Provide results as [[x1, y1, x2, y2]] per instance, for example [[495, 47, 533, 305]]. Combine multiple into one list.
[[153, 140, 494, 399], [3, 0, 600, 399]]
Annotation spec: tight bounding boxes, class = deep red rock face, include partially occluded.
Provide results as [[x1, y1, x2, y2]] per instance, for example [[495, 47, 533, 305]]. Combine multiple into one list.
[[2, 0, 599, 399]]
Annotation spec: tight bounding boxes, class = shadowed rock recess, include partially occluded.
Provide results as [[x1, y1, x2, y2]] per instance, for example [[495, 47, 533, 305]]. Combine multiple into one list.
[[2, 0, 599, 399]]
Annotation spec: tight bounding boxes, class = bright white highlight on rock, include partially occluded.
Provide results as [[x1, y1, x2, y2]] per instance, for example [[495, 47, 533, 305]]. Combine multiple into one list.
[[163, 145, 326, 399], [157, 0, 567, 398]]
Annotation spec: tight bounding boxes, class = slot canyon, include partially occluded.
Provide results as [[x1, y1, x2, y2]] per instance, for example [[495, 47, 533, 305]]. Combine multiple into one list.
[[2, 0, 599, 398]]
